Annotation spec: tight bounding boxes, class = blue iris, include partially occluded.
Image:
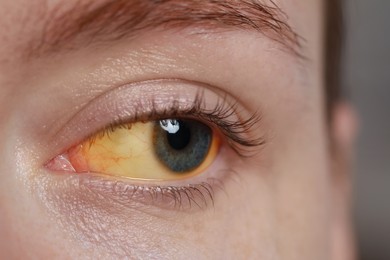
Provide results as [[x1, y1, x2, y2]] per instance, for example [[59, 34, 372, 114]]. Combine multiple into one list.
[[153, 119, 212, 173]]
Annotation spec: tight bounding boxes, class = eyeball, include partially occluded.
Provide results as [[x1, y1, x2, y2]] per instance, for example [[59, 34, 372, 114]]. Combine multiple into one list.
[[65, 119, 220, 180]]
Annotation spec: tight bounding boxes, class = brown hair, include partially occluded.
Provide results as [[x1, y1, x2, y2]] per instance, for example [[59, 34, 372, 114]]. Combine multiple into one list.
[[325, 0, 343, 111]]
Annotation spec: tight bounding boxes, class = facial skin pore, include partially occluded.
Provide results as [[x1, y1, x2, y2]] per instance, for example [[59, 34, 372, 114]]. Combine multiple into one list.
[[0, 0, 355, 259]]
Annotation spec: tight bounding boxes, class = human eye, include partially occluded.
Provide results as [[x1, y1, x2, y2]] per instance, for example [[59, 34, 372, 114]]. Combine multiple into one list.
[[44, 80, 263, 210], [65, 118, 220, 180]]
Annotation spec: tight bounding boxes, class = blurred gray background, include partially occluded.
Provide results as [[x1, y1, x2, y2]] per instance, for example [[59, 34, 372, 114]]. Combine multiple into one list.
[[344, 0, 390, 259]]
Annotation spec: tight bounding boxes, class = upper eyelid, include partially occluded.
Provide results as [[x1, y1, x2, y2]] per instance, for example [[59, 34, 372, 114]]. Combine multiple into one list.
[[97, 90, 265, 154], [47, 79, 264, 160], [40, 164, 234, 213]]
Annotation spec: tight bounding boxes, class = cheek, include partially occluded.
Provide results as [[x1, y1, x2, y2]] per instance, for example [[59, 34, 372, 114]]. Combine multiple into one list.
[[36, 154, 278, 259], [271, 108, 332, 257]]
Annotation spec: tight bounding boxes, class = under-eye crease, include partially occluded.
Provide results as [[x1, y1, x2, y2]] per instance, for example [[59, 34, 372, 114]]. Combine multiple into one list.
[[45, 80, 264, 210]]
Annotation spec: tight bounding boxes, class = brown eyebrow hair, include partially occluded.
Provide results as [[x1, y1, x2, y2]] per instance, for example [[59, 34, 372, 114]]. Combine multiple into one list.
[[30, 0, 302, 57]]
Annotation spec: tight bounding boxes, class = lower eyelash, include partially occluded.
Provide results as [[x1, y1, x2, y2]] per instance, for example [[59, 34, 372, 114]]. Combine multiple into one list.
[[81, 175, 227, 211], [132, 183, 215, 210]]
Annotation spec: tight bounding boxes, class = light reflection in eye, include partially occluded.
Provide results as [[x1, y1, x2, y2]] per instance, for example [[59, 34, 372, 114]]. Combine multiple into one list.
[[67, 119, 220, 180]]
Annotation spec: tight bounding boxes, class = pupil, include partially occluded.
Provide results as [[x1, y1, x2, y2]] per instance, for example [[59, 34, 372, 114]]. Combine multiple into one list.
[[165, 120, 191, 150]]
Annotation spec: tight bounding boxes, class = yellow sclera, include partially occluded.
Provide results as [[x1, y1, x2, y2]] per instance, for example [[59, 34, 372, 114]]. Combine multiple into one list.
[[68, 121, 219, 180]]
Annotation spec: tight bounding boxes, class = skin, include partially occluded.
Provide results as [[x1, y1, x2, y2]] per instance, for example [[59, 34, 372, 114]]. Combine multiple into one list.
[[0, 0, 357, 259]]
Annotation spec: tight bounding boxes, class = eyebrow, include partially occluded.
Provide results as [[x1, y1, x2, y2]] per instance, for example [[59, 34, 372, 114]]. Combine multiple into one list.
[[30, 0, 302, 57]]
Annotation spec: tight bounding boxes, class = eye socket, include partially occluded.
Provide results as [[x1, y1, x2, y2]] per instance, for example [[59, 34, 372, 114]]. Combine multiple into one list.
[[60, 118, 220, 180], [43, 81, 264, 211]]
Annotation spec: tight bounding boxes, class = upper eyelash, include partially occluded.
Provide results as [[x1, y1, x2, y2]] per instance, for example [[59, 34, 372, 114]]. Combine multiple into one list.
[[90, 90, 265, 157]]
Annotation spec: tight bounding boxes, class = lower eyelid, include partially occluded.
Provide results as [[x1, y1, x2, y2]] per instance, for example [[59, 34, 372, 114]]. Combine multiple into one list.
[[39, 168, 233, 213], [33, 166, 240, 256], [82, 175, 219, 211], [44, 146, 237, 212]]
